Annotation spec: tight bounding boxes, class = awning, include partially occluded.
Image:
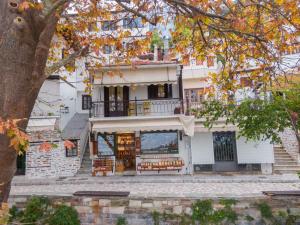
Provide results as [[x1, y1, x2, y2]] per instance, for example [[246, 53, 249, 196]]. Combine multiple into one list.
[[194, 119, 238, 132], [93, 65, 178, 86], [27, 117, 58, 131], [91, 115, 194, 136]]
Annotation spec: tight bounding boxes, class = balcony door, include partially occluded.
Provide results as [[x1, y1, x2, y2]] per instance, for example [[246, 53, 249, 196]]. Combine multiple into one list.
[[104, 86, 129, 117]]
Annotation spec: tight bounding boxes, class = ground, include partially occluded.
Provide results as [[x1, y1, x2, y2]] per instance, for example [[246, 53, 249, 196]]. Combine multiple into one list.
[[11, 174, 300, 198]]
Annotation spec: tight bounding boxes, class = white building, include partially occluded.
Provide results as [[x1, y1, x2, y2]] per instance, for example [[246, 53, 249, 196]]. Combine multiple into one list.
[[182, 58, 274, 174], [17, 58, 91, 177]]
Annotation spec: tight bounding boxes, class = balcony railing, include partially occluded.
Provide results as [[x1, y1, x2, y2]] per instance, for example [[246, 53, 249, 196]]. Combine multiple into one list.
[[91, 99, 183, 117]]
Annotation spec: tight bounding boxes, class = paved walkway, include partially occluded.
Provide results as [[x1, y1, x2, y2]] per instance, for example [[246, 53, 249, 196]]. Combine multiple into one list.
[[10, 174, 300, 198]]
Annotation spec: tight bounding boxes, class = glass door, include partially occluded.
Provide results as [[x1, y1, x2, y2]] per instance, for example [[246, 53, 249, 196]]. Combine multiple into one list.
[[104, 86, 129, 117]]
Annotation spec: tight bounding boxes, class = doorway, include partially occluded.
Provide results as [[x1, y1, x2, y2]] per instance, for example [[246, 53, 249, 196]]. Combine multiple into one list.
[[213, 131, 238, 172], [115, 133, 136, 173], [104, 86, 129, 117], [16, 154, 26, 175]]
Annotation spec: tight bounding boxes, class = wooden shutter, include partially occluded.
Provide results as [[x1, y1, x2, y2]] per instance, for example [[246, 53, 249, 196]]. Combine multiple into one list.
[[104, 87, 109, 117], [92, 141, 98, 156], [164, 84, 173, 98], [148, 85, 157, 99], [123, 86, 129, 116]]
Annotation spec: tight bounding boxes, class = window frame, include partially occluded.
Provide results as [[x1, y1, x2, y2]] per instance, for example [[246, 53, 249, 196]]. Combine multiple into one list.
[[65, 140, 78, 157], [97, 133, 116, 157], [185, 88, 204, 103], [102, 20, 117, 31], [82, 95, 92, 110], [148, 84, 173, 99], [140, 131, 179, 154]]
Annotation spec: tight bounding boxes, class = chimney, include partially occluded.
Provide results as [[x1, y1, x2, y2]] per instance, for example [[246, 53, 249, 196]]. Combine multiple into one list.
[[163, 37, 170, 61], [154, 44, 158, 61]]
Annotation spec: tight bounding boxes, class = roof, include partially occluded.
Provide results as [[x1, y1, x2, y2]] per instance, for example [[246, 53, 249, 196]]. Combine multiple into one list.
[[61, 113, 89, 140]]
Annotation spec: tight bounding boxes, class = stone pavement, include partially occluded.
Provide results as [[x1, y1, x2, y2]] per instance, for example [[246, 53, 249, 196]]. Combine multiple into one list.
[[11, 174, 300, 198]]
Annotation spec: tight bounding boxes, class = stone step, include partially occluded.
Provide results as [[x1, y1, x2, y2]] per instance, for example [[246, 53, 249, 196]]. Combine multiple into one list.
[[275, 161, 298, 165], [273, 166, 300, 171], [274, 151, 292, 155], [274, 155, 293, 158], [274, 152, 290, 155]]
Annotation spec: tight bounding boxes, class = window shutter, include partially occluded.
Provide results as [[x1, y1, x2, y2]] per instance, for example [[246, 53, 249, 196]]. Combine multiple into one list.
[[168, 84, 173, 98], [148, 85, 156, 99], [92, 141, 98, 156], [164, 84, 172, 98], [104, 87, 109, 117]]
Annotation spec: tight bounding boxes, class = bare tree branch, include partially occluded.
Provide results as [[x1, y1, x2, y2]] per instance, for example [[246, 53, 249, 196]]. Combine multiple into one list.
[[114, 0, 157, 25], [42, 0, 71, 18], [45, 46, 89, 76]]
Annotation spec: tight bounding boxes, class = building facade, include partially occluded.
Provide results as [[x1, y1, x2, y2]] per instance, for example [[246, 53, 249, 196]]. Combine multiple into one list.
[[87, 57, 274, 176]]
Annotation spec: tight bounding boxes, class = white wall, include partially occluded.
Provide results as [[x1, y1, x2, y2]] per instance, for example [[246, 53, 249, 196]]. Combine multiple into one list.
[[236, 137, 274, 164], [191, 132, 215, 164], [31, 79, 61, 117], [191, 132, 274, 165]]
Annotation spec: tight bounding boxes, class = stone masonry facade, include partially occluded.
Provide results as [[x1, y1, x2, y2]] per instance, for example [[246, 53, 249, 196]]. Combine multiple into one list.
[[26, 130, 81, 178], [280, 128, 300, 163], [9, 195, 300, 225]]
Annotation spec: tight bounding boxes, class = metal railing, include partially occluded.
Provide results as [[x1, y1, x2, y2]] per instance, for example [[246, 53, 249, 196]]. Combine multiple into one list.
[[91, 99, 183, 117]]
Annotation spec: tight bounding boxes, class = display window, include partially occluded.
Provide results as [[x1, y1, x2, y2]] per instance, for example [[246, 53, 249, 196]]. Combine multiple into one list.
[[97, 134, 115, 156], [140, 131, 179, 154]]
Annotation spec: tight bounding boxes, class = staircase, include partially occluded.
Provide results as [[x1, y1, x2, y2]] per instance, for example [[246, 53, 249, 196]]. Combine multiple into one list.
[[77, 146, 92, 176], [273, 146, 300, 174]]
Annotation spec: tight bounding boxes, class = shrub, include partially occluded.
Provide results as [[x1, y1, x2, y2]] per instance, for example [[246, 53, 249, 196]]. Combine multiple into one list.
[[47, 205, 80, 225], [9, 197, 80, 225], [116, 216, 127, 225], [20, 196, 51, 224]]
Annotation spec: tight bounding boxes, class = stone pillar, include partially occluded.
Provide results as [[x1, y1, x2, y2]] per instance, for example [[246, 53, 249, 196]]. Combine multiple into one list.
[[261, 163, 273, 175]]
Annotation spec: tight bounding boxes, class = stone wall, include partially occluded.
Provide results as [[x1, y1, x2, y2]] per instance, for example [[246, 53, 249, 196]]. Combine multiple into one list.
[[26, 140, 81, 178], [8, 195, 300, 225], [280, 128, 300, 163]]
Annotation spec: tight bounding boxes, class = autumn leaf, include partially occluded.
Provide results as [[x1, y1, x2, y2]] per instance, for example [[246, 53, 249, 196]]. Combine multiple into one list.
[[64, 140, 75, 150], [39, 142, 52, 152], [19, 1, 31, 11]]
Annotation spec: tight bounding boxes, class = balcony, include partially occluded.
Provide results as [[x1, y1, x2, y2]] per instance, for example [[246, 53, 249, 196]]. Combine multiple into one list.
[[91, 99, 183, 118]]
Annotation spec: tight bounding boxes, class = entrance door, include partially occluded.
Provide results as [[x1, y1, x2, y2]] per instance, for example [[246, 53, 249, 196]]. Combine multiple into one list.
[[213, 132, 237, 172], [116, 133, 136, 173], [104, 86, 129, 117], [16, 154, 26, 175]]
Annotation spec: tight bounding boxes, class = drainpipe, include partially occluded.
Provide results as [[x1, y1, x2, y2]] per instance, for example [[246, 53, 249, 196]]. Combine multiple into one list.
[[178, 65, 184, 114]]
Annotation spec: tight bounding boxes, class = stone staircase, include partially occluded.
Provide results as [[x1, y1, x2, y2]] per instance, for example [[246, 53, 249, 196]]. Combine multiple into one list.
[[77, 146, 92, 176], [273, 146, 300, 174]]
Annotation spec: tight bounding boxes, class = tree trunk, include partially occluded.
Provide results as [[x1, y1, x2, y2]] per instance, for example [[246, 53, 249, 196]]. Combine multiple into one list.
[[0, 0, 58, 204]]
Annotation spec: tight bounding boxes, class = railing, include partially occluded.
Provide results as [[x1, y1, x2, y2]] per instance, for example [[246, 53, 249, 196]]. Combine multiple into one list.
[[184, 101, 205, 116], [91, 99, 183, 117]]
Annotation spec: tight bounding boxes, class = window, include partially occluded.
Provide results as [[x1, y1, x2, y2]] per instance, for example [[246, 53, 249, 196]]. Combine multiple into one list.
[[103, 45, 113, 54], [66, 140, 78, 157], [185, 88, 204, 102], [148, 84, 172, 99], [102, 20, 117, 31], [123, 17, 143, 29], [82, 95, 92, 110], [141, 131, 179, 154], [98, 134, 115, 156]]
